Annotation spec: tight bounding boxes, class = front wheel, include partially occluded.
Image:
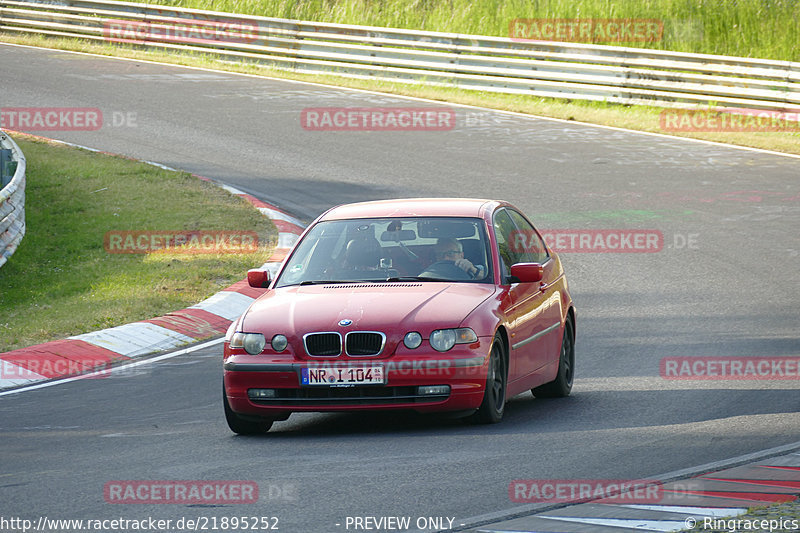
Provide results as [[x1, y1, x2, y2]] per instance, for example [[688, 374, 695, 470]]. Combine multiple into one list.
[[532, 318, 574, 398], [223, 383, 273, 435], [472, 333, 507, 424]]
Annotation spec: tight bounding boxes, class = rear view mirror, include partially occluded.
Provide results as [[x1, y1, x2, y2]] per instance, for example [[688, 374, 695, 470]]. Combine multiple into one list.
[[247, 269, 271, 288], [510, 263, 543, 283], [380, 229, 417, 242]]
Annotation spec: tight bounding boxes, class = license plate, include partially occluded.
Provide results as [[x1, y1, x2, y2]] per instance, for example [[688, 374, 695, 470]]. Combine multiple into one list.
[[301, 365, 385, 386]]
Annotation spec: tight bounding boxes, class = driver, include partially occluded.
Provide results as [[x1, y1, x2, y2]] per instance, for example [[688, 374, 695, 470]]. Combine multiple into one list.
[[423, 237, 483, 279]]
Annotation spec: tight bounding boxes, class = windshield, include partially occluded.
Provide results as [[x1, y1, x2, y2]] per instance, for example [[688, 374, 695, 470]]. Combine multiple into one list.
[[276, 216, 493, 287]]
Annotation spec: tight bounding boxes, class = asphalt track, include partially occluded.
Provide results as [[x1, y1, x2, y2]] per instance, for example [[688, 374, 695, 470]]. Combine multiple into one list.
[[1, 43, 799, 532]]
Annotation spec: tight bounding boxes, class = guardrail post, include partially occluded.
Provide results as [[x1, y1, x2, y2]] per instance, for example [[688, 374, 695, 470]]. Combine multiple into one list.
[[0, 149, 12, 188]]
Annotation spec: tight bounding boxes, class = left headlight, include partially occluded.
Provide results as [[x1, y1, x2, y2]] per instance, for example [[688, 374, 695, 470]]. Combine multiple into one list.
[[230, 332, 266, 355], [429, 328, 478, 352]]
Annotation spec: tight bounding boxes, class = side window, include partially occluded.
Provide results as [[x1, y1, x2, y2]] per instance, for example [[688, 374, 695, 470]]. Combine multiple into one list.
[[492, 209, 521, 281], [507, 209, 550, 264]]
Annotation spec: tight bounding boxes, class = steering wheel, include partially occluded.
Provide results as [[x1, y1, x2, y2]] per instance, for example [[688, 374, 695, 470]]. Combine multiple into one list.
[[419, 260, 472, 281]]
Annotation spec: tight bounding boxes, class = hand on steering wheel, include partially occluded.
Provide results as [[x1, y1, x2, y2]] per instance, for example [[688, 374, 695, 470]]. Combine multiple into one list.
[[453, 257, 478, 277]]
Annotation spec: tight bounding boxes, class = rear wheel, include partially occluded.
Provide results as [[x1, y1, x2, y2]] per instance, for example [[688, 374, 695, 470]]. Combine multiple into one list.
[[472, 333, 507, 424], [223, 383, 273, 435], [532, 318, 574, 398]]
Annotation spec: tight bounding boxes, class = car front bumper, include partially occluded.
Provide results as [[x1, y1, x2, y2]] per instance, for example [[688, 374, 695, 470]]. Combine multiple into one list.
[[223, 353, 490, 416]]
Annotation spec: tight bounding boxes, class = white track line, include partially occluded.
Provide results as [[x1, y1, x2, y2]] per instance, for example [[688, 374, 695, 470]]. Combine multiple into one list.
[[618, 504, 746, 517], [189, 291, 256, 321], [538, 515, 687, 531], [70, 322, 197, 357], [0, 338, 223, 397]]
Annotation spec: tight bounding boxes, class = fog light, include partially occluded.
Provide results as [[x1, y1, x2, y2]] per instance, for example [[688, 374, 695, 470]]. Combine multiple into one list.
[[403, 331, 423, 349], [417, 385, 450, 396], [271, 334, 288, 352], [248, 389, 277, 399]]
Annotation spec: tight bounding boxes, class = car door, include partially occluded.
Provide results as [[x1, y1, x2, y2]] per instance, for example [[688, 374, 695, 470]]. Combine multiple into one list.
[[505, 209, 564, 367], [493, 208, 562, 388]]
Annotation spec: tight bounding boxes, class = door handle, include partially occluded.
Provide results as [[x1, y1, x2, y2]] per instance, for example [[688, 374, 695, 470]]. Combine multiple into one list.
[[539, 282, 549, 292]]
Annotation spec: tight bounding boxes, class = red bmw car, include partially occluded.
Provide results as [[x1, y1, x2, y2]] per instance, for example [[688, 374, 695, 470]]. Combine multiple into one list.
[[223, 198, 575, 434]]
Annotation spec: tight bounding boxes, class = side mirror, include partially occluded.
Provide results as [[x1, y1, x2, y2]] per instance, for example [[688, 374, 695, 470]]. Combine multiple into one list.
[[247, 268, 271, 288], [509, 263, 543, 283]]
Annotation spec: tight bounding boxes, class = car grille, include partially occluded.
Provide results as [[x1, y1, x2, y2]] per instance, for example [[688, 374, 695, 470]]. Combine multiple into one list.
[[345, 332, 385, 356], [303, 331, 386, 357], [248, 386, 449, 406], [304, 333, 341, 356]]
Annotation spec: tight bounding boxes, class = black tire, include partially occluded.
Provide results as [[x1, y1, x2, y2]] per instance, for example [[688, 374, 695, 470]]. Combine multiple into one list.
[[532, 318, 575, 398], [223, 384, 273, 435], [472, 333, 507, 424]]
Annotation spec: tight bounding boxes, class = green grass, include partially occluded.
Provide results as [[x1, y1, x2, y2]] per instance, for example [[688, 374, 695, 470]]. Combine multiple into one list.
[[0, 135, 276, 352], [150, 0, 800, 61]]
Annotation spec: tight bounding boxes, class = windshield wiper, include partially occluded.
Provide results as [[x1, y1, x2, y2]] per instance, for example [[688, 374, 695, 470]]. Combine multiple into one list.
[[298, 277, 440, 285], [298, 280, 364, 285], [383, 276, 439, 282]]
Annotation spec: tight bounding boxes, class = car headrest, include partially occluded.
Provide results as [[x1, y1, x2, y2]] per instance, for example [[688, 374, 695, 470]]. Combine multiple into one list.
[[345, 238, 381, 268]]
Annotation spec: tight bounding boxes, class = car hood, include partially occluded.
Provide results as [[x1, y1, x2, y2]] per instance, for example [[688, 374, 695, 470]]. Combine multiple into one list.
[[240, 282, 497, 336]]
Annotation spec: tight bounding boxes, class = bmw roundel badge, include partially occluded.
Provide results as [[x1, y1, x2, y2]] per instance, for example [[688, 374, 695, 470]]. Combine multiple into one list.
[[338, 319, 353, 327]]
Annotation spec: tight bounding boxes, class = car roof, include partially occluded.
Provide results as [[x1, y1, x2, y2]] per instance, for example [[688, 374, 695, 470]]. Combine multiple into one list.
[[319, 198, 504, 221]]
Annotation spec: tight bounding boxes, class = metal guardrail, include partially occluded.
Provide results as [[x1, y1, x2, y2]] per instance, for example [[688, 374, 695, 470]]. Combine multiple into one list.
[[0, 131, 26, 269], [1, 0, 798, 111]]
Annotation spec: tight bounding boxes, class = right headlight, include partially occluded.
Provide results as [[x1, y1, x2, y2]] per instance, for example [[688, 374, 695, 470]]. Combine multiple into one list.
[[429, 328, 477, 352], [230, 332, 266, 355]]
